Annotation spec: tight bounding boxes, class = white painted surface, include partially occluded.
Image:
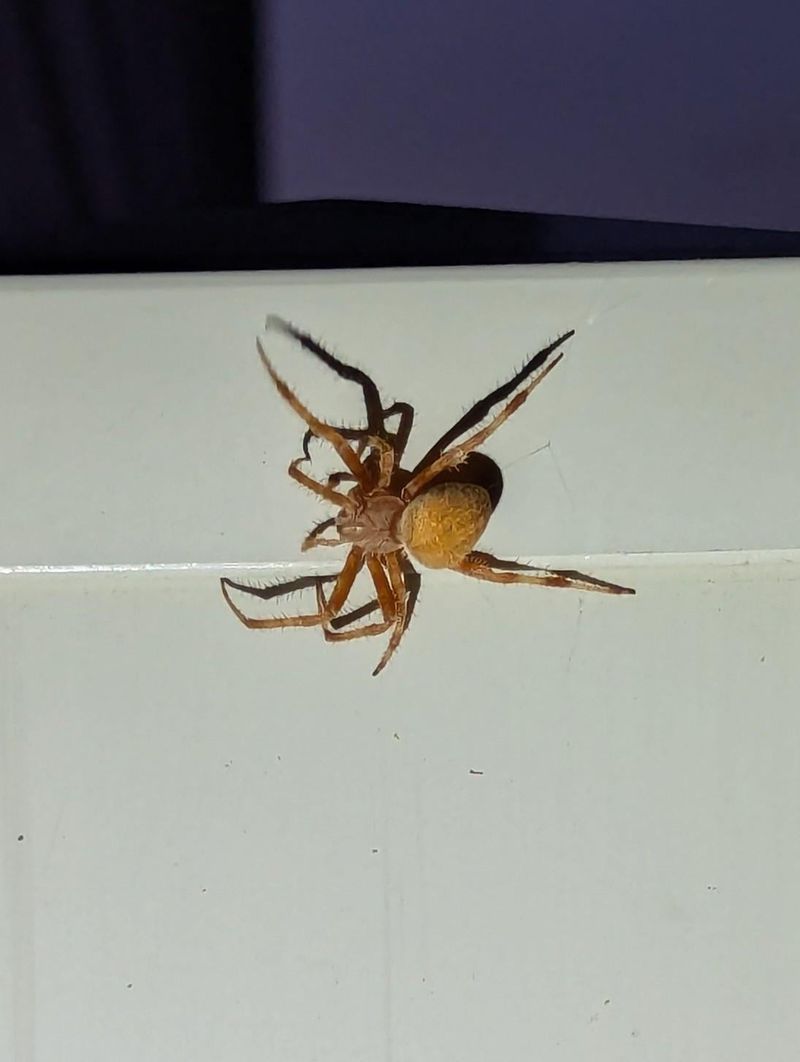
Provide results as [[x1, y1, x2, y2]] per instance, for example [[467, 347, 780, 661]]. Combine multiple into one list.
[[2, 260, 800, 568], [2, 262, 800, 1060]]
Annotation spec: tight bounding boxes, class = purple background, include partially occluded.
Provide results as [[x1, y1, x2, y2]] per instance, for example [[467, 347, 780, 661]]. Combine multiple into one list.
[[266, 1, 800, 231]]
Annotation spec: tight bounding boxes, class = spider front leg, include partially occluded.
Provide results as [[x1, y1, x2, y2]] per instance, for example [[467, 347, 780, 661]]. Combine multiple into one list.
[[456, 551, 635, 595], [300, 427, 372, 464], [404, 330, 573, 500], [299, 401, 414, 468], [258, 339, 367, 481], [266, 315, 386, 437], [265, 316, 410, 468], [288, 459, 355, 509]]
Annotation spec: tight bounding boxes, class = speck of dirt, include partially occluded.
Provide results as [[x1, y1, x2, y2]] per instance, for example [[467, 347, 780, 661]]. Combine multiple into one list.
[[17, 835, 24, 842]]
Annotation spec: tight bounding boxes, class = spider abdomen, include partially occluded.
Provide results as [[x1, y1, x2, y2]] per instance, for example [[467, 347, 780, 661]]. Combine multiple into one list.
[[398, 483, 492, 569]]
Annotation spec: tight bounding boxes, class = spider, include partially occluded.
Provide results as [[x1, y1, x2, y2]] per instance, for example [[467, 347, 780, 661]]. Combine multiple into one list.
[[221, 316, 634, 676]]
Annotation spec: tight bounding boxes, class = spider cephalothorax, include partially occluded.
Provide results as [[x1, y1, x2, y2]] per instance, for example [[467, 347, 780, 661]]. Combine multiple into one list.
[[221, 316, 634, 675]]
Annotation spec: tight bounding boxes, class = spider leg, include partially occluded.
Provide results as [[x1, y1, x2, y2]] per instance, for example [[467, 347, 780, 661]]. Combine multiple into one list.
[[288, 459, 354, 508], [300, 435, 392, 495], [220, 547, 365, 630], [258, 338, 366, 481], [409, 330, 574, 482], [221, 573, 337, 602], [300, 425, 370, 463], [220, 572, 337, 629], [402, 336, 572, 500], [455, 550, 635, 595], [372, 551, 410, 676], [316, 554, 397, 643], [328, 556, 421, 631], [299, 404, 412, 485], [267, 316, 404, 480], [266, 315, 386, 436]]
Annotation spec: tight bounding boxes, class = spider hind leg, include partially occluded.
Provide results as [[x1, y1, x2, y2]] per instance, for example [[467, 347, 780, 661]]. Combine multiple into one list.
[[456, 551, 635, 595]]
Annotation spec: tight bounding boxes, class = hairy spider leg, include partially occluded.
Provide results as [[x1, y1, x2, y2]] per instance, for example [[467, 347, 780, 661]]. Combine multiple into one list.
[[300, 400, 413, 464], [410, 330, 575, 476], [316, 555, 399, 643], [315, 551, 413, 675], [456, 551, 635, 595], [262, 314, 414, 465], [402, 343, 570, 500], [288, 459, 355, 509], [219, 572, 337, 629], [220, 548, 364, 630], [328, 554, 421, 635], [265, 317, 415, 463], [266, 315, 386, 436], [371, 550, 411, 676], [257, 338, 366, 482], [292, 439, 394, 546]]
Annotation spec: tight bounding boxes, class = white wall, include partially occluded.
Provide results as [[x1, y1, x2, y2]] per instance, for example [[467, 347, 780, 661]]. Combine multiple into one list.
[[2, 261, 800, 1059]]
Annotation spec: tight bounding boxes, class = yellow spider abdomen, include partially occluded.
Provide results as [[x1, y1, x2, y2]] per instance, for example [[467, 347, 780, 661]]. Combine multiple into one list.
[[398, 483, 492, 569]]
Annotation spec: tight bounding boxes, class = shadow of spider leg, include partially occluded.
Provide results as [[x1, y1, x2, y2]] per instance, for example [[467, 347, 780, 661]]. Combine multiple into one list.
[[328, 555, 422, 633], [220, 547, 365, 631], [220, 573, 337, 630], [301, 516, 341, 552], [403, 331, 573, 500], [300, 408, 413, 464], [316, 555, 397, 643], [263, 316, 414, 463], [317, 554, 422, 676], [317, 552, 410, 676]]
